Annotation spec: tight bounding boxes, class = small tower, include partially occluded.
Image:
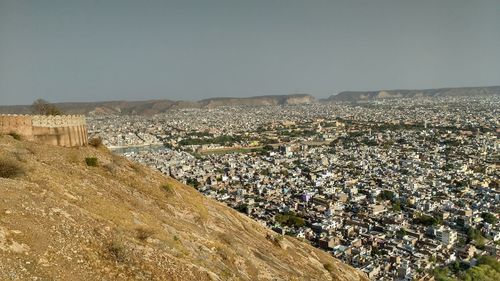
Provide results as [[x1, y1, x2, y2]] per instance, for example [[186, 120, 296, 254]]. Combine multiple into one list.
[[0, 114, 88, 147]]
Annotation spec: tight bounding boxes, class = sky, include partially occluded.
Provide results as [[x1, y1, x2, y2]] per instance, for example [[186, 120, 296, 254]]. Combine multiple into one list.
[[0, 0, 499, 105]]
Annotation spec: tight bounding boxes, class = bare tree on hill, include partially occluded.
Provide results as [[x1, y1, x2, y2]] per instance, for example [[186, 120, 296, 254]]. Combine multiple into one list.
[[31, 99, 63, 115]]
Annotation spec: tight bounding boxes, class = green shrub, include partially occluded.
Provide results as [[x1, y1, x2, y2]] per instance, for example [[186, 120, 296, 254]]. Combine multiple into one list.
[[8, 132, 21, 140], [0, 158, 23, 178], [85, 157, 98, 167], [275, 211, 306, 227], [481, 212, 498, 224], [161, 183, 174, 193]]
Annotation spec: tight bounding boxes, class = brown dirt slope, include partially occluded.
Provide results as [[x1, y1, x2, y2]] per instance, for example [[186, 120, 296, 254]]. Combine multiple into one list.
[[0, 135, 368, 281]]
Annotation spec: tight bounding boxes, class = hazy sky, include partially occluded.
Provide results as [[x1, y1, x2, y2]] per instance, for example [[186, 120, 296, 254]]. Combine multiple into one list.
[[1, 0, 499, 105]]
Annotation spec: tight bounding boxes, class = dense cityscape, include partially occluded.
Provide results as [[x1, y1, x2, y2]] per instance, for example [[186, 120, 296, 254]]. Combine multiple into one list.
[[88, 96, 499, 281]]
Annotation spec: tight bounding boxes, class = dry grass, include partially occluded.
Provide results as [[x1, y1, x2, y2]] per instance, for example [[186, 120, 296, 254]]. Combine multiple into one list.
[[107, 240, 127, 263], [135, 226, 154, 241], [103, 162, 118, 175], [324, 262, 335, 272], [266, 233, 284, 248], [160, 183, 174, 194]]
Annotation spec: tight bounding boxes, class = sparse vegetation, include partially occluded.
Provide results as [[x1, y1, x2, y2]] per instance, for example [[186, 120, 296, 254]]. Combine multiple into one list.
[[481, 212, 498, 224], [161, 183, 175, 196], [413, 213, 442, 226], [186, 177, 200, 188], [85, 157, 98, 167], [266, 233, 284, 248], [88, 137, 103, 148], [129, 162, 143, 174], [323, 262, 335, 272], [0, 134, 365, 280], [235, 203, 248, 214], [0, 158, 24, 178], [31, 98, 63, 115], [107, 240, 126, 262], [466, 226, 486, 247], [433, 255, 500, 281], [102, 161, 118, 174], [8, 132, 21, 140], [275, 211, 306, 227], [136, 227, 154, 241], [377, 190, 395, 202]]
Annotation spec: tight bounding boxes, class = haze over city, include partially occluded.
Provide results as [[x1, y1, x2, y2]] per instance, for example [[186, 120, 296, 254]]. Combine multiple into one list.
[[1, 1, 500, 281], [1, 0, 500, 105]]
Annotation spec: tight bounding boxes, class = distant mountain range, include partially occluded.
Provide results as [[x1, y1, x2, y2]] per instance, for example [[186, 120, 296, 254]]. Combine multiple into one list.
[[0, 86, 498, 115], [324, 86, 500, 102], [0, 94, 315, 115]]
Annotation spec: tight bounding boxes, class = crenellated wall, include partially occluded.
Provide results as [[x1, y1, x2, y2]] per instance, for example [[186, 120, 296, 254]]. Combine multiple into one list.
[[0, 114, 88, 147]]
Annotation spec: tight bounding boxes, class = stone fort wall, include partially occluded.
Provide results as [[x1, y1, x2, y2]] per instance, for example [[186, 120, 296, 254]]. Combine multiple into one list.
[[0, 114, 88, 147]]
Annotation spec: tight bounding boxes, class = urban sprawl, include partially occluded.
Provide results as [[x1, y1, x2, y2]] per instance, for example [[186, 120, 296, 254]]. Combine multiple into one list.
[[88, 96, 499, 280]]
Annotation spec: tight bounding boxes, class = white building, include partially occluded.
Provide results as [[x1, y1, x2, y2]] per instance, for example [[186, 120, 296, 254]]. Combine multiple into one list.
[[435, 226, 458, 246]]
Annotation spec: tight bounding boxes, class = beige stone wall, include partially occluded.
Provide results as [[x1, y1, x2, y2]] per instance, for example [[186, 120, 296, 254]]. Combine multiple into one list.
[[0, 114, 88, 147], [0, 115, 34, 140]]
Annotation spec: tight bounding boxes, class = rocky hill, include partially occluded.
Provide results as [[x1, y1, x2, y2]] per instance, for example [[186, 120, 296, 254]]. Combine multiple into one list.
[[0, 135, 367, 281], [0, 94, 315, 116], [324, 86, 500, 102], [199, 94, 315, 108], [0, 100, 200, 116]]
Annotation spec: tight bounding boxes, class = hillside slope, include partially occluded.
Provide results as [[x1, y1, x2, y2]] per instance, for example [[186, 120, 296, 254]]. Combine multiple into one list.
[[0, 136, 367, 281]]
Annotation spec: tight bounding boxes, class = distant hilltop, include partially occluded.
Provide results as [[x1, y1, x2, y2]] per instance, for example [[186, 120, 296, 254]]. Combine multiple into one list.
[[200, 94, 315, 108], [0, 94, 315, 116], [324, 86, 500, 102]]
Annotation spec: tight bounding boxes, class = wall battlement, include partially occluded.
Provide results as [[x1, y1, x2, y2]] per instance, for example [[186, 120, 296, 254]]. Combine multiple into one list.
[[0, 114, 88, 147], [31, 115, 87, 127]]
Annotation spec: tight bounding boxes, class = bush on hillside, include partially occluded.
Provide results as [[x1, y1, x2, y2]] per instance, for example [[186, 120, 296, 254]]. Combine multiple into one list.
[[8, 132, 21, 140], [161, 183, 174, 194], [275, 211, 306, 227], [323, 263, 335, 273], [85, 157, 98, 167], [107, 240, 126, 262], [0, 158, 24, 178], [135, 227, 154, 241], [88, 137, 103, 148]]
